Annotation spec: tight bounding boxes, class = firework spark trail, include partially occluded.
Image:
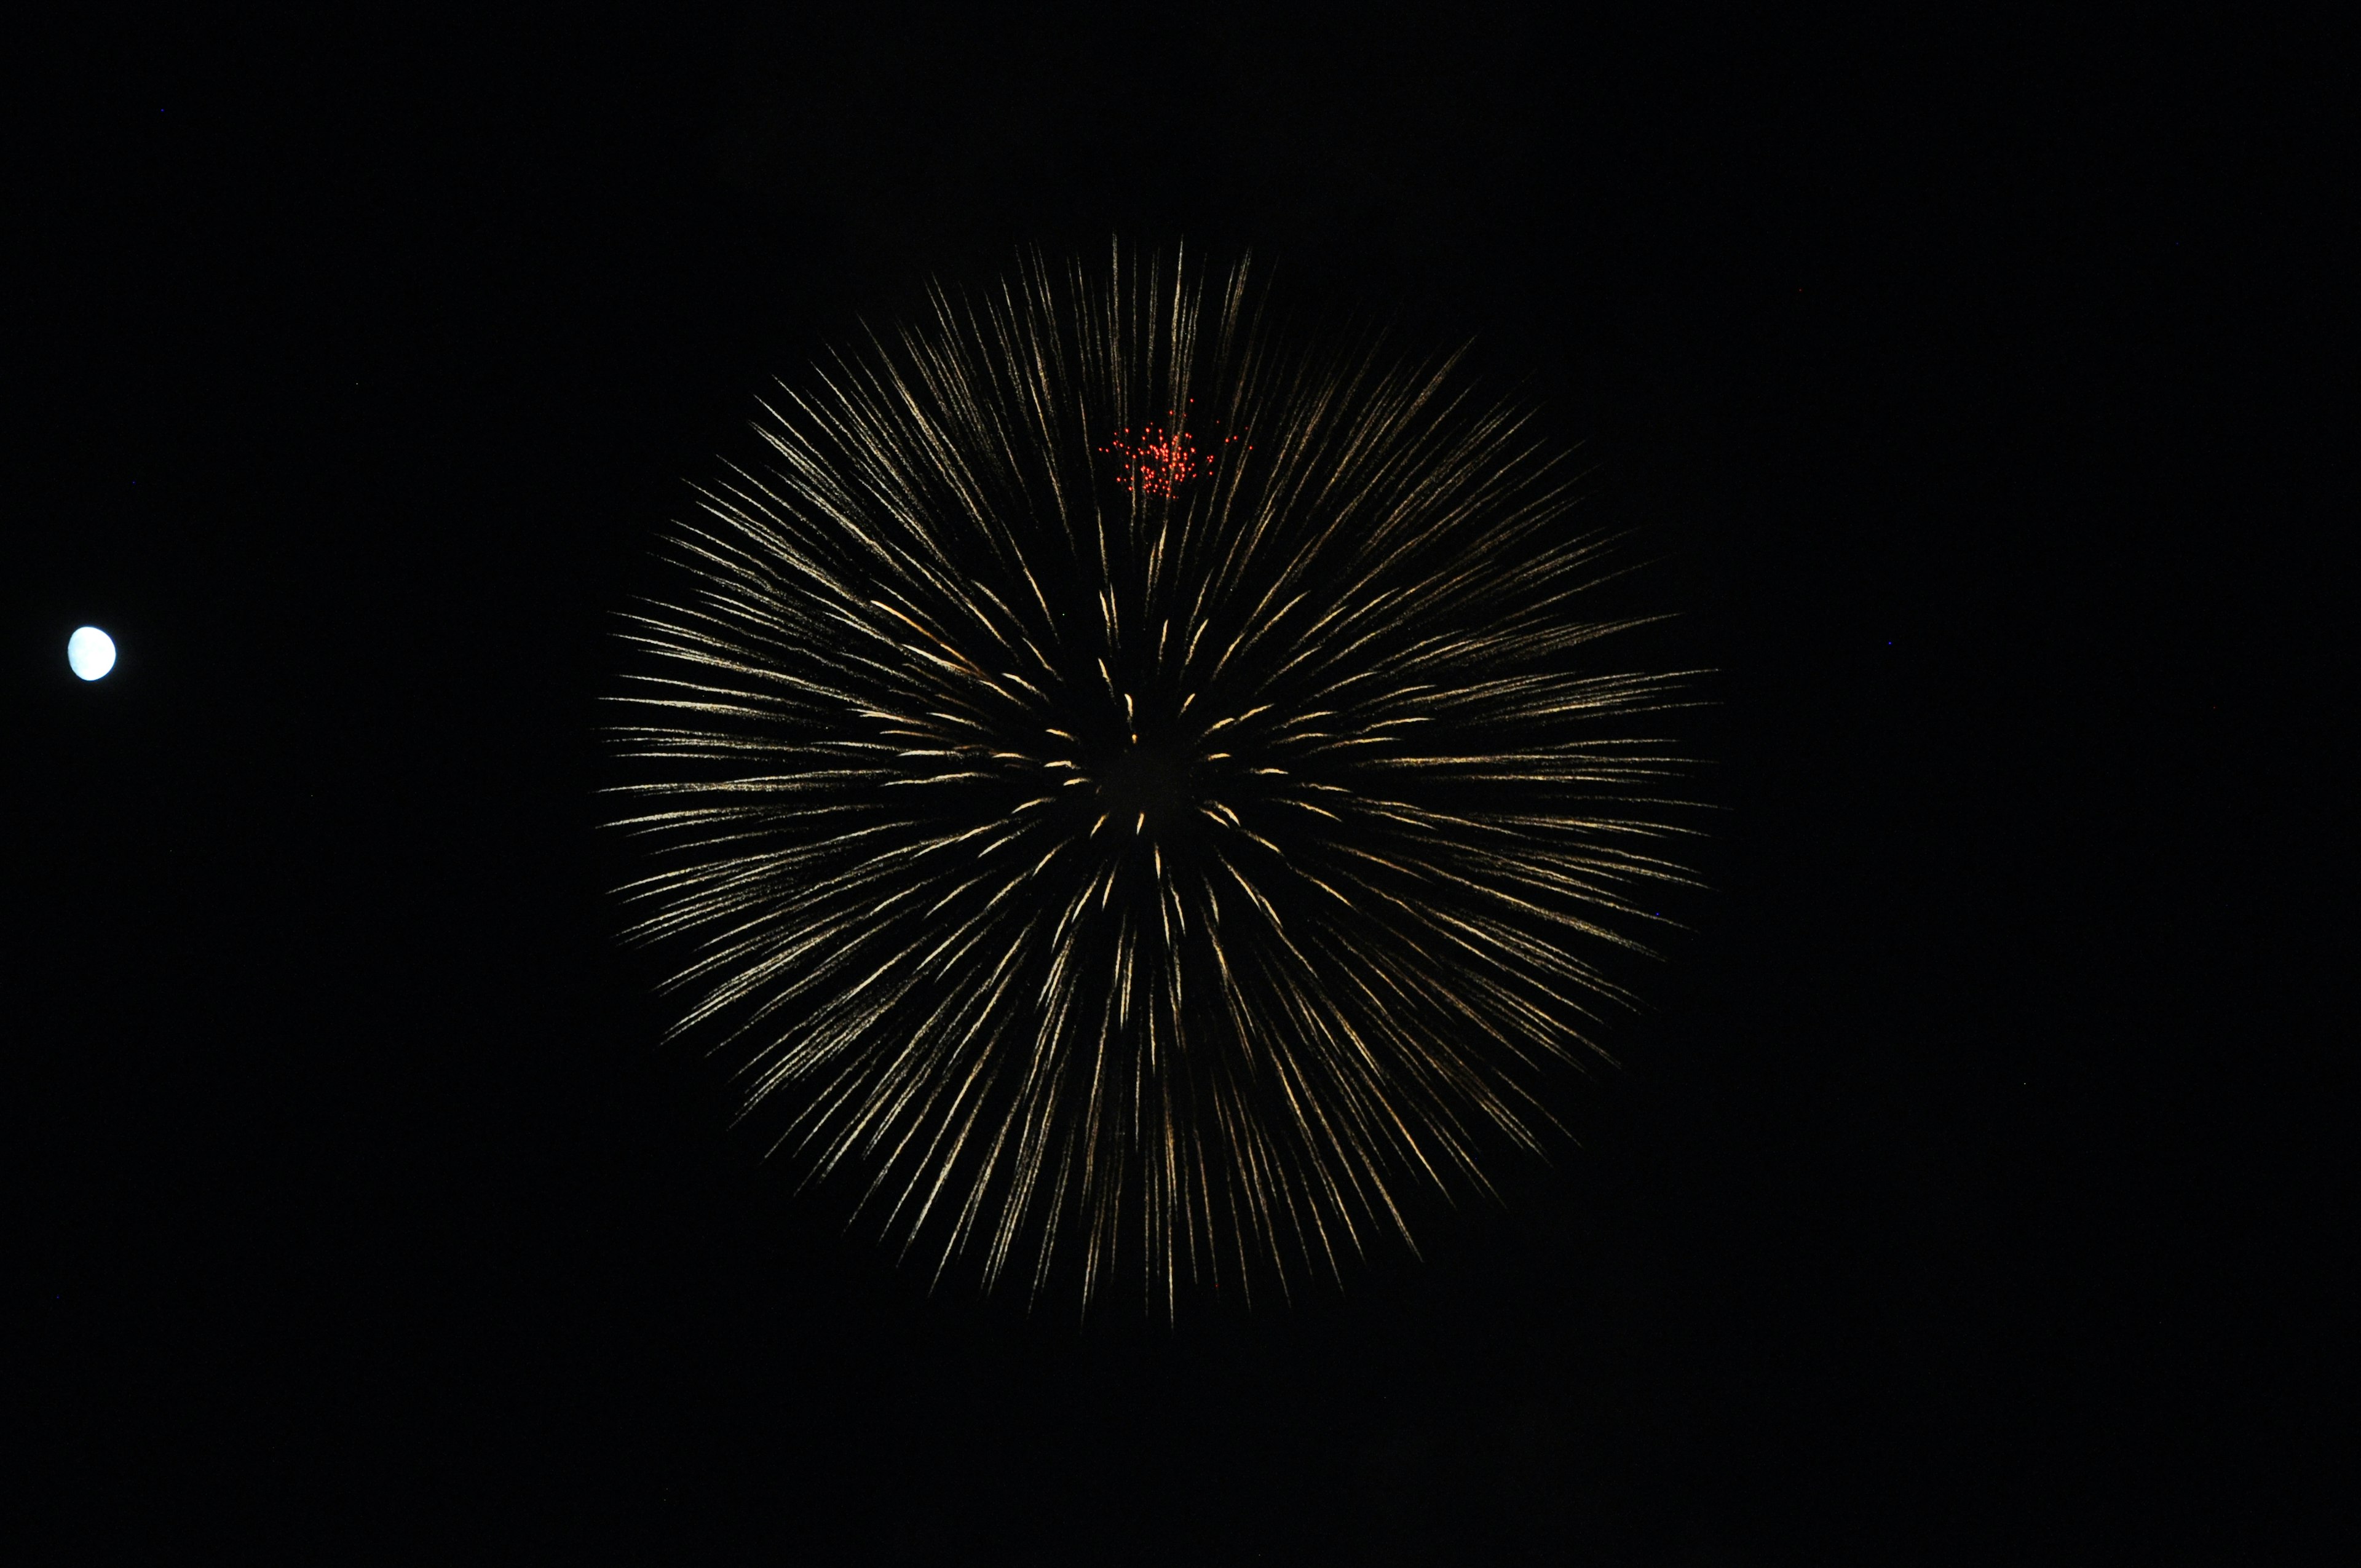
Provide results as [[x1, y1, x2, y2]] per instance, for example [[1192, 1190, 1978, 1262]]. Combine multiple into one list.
[[607, 244, 1704, 1311]]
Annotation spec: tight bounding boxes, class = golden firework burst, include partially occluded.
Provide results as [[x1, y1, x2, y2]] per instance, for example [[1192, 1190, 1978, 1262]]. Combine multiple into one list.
[[606, 244, 1704, 1312]]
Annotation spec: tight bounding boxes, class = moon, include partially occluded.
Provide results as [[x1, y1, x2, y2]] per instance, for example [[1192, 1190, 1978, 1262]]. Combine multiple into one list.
[[68, 626, 116, 681]]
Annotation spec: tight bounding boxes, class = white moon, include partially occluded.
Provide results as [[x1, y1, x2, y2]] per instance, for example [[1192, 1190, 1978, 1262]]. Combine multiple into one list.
[[68, 626, 116, 681]]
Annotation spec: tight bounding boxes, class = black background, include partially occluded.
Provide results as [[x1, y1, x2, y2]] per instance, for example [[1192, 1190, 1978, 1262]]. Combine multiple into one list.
[[9, 6, 2330, 1562]]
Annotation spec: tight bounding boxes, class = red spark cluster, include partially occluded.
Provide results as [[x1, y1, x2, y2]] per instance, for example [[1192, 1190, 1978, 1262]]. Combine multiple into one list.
[[1101, 403, 1246, 497]]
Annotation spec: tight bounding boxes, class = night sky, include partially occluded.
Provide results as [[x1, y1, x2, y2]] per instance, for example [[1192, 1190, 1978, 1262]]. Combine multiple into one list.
[[12, 9, 2323, 1562]]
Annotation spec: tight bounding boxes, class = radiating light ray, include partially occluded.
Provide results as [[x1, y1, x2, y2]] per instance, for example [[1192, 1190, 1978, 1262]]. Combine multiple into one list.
[[606, 244, 1704, 1312]]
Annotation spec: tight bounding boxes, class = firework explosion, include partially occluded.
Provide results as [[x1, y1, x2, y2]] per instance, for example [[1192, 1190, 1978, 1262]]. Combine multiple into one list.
[[607, 247, 1701, 1310]]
